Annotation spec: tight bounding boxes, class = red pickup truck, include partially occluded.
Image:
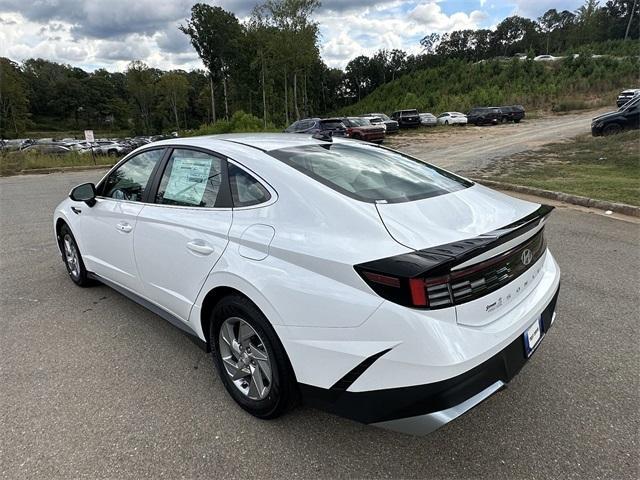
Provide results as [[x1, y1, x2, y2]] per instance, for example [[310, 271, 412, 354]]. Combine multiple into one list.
[[341, 117, 386, 143]]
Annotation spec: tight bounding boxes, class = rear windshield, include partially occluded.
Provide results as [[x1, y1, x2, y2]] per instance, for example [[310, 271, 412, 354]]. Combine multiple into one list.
[[268, 143, 472, 203], [320, 120, 345, 129], [400, 110, 418, 115]]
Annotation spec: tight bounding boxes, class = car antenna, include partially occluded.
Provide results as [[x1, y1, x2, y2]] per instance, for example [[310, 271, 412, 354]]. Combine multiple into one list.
[[312, 131, 333, 142]]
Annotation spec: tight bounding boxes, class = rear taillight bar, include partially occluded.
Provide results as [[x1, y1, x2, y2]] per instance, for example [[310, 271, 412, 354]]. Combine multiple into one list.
[[355, 224, 548, 310]]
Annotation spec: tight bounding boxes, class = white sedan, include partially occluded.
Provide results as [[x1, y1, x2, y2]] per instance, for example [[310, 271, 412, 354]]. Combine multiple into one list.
[[54, 134, 561, 435], [437, 112, 468, 125]]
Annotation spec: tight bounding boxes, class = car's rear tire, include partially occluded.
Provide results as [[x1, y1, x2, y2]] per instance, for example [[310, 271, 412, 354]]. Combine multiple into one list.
[[210, 295, 298, 419], [59, 224, 92, 287], [514, 119, 521, 123], [603, 123, 623, 135]]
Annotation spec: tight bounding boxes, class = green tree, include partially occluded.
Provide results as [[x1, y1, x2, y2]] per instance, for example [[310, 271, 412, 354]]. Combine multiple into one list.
[[0, 58, 30, 137], [180, 4, 244, 122], [126, 60, 157, 134], [157, 72, 190, 130]]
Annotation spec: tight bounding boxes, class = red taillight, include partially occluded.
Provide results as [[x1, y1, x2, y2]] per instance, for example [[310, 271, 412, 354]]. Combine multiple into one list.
[[362, 271, 401, 288], [409, 278, 427, 306], [357, 269, 431, 308]]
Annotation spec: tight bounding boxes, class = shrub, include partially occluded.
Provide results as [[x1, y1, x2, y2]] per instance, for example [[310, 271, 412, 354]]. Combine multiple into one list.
[[187, 111, 278, 136]]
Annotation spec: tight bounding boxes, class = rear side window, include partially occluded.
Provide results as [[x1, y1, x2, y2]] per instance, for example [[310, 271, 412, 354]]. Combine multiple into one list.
[[228, 164, 271, 207], [155, 149, 223, 208], [268, 143, 471, 204]]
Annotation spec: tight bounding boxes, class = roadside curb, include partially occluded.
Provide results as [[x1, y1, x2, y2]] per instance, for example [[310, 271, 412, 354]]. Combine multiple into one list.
[[14, 164, 113, 176], [472, 178, 640, 218]]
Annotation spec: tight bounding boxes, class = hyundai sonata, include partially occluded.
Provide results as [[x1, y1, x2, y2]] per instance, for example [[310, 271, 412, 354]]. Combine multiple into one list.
[[54, 133, 560, 435]]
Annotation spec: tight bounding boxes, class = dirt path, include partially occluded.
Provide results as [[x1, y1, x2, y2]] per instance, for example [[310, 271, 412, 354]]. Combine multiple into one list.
[[389, 108, 610, 173]]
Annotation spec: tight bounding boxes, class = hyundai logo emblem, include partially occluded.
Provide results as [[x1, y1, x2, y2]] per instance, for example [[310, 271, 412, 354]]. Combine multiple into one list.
[[521, 249, 533, 266]]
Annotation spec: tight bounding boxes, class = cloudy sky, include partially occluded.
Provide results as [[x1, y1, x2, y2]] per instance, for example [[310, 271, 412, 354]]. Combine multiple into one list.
[[0, 0, 584, 71]]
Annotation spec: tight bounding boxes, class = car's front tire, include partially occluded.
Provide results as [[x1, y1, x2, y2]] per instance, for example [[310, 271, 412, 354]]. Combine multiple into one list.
[[210, 295, 298, 419], [603, 123, 623, 135], [59, 224, 92, 287]]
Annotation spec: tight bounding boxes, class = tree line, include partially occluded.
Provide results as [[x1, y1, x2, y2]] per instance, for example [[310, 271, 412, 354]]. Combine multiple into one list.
[[0, 0, 638, 138]]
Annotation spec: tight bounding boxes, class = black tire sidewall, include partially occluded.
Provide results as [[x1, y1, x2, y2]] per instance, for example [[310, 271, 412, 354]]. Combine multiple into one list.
[[59, 224, 90, 286], [210, 296, 295, 419], [603, 123, 622, 135]]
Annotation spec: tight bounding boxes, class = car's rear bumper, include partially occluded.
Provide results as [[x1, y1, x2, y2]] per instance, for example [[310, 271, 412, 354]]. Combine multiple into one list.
[[299, 283, 560, 435]]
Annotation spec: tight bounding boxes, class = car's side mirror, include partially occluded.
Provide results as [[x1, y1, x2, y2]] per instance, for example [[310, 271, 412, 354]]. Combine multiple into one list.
[[69, 183, 96, 207]]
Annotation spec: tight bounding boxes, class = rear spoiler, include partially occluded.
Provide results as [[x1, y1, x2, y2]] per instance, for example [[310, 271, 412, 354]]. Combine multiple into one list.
[[357, 204, 554, 278]]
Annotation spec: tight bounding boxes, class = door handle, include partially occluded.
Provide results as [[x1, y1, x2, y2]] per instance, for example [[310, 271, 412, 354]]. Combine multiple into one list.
[[187, 240, 214, 255], [71, 206, 82, 215], [116, 222, 133, 233]]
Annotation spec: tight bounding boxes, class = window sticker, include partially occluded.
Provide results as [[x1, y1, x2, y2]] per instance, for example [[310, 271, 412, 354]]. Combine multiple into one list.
[[163, 156, 213, 206]]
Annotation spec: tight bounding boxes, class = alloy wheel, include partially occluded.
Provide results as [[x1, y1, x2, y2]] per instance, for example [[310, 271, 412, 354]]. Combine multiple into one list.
[[218, 317, 272, 400], [63, 234, 80, 278]]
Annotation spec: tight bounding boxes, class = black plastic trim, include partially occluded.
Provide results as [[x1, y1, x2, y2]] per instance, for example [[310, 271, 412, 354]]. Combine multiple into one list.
[[358, 204, 554, 280], [331, 348, 392, 391], [87, 272, 208, 351], [300, 284, 560, 425]]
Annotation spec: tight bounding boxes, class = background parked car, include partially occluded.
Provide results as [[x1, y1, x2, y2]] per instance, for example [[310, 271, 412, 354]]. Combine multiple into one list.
[[21, 143, 73, 155], [90, 140, 132, 156], [284, 118, 347, 136], [419, 113, 437, 127], [616, 89, 640, 107], [341, 117, 385, 143], [437, 112, 467, 126], [363, 113, 399, 133], [467, 107, 502, 125], [499, 105, 525, 123], [361, 115, 387, 131], [391, 109, 421, 128], [592, 96, 640, 136]]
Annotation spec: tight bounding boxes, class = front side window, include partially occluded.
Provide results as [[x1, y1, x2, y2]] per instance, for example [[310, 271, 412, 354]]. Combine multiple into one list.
[[228, 164, 271, 207], [155, 149, 223, 208], [102, 149, 164, 201], [269, 143, 471, 204]]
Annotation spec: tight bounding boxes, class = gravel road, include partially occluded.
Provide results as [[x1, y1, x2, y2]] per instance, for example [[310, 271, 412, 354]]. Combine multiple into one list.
[[388, 108, 610, 172]]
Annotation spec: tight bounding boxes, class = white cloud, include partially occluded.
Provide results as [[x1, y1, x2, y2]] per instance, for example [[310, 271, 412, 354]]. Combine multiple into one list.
[[0, 0, 497, 71]]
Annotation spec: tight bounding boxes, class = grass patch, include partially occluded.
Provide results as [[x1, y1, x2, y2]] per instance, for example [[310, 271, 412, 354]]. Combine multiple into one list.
[[0, 151, 115, 176], [473, 130, 640, 206]]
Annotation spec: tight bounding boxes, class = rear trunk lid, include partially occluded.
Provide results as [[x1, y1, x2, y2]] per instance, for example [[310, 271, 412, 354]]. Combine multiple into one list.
[[375, 183, 539, 250], [375, 184, 550, 326]]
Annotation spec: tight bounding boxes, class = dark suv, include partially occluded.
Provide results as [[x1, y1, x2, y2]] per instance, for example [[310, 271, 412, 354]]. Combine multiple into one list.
[[616, 89, 639, 108], [592, 96, 640, 136], [499, 105, 525, 123], [284, 118, 347, 136], [390, 109, 421, 128], [284, 118, 347, 137], [467, 107, 502, 126]]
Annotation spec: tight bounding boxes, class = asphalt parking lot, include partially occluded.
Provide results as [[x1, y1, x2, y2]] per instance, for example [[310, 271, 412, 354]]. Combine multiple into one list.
[[1, 170, 638, 479]]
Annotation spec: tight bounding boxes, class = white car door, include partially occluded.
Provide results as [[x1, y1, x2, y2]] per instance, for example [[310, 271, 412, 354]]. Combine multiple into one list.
[[133, 148, 233, 322], [78, 148, 165, 292]]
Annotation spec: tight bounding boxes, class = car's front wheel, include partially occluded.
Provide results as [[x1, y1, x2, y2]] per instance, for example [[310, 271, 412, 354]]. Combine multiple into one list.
[[603, 123, 623, 135], [210, 295, 298, 419], [59, 224, 91, 286]]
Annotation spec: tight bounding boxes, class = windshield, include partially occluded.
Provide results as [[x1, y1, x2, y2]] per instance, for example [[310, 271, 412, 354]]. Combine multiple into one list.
[[619, 96, 640, 111], [268, 143, 472, 203], [400, 110, 418, 116]]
